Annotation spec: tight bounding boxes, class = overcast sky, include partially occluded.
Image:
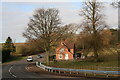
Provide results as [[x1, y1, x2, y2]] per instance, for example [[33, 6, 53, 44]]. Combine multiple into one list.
[[0, 1, 118, 43]]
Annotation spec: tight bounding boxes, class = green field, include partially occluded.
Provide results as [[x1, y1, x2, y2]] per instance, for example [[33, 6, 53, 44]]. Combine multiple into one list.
[[2, 56, 26, 63], [48, 53, 119, 71]]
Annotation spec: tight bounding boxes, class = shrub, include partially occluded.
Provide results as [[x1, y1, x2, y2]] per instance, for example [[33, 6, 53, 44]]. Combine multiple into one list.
[[2, 49, 11, 62], [49, 55, 56, 61]]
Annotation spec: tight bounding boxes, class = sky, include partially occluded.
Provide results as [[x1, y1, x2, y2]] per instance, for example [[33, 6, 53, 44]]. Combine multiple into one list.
[[0, 1, 118, 43]]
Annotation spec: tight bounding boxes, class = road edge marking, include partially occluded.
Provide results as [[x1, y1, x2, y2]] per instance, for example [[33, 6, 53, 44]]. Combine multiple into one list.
[[9, 66, 17, 78]]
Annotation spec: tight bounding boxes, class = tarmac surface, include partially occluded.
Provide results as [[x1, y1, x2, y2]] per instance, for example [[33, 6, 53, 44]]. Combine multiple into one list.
[[2, 55, 119, 80]]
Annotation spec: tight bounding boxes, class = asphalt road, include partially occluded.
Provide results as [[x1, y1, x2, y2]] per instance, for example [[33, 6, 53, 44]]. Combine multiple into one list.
[[1, 55, 116, 80]]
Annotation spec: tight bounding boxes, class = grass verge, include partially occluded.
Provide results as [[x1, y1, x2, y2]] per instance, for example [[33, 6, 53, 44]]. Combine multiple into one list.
[[47, 54, 119, 71], [2, 56, 26, 63]]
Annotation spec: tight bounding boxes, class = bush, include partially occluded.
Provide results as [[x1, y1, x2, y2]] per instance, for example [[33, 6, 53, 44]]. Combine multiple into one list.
[[49, 55, 56, 61], [16, 46, 28, 56], [15, 44, 45, 56], [2, 49, 11, 62]]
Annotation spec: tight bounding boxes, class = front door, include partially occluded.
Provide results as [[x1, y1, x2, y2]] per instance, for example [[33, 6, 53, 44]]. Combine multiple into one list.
[[65, 54, 68, 60]]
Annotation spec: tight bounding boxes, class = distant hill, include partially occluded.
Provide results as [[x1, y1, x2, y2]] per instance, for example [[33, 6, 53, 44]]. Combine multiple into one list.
[[0, 43, 25, 49], [0, 43, 26, 56], [14, 43, 25, 47]]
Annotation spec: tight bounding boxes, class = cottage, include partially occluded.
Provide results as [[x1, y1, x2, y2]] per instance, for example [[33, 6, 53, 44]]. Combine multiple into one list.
[[56, 41, 75, 60]]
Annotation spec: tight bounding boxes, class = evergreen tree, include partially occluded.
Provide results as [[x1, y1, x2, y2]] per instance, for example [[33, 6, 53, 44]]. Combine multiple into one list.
[[2, 37, 16, 62], [3, 37, 15, 52]]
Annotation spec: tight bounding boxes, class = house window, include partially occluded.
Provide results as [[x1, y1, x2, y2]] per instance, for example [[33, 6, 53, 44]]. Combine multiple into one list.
[[65, 54, 68, 60], [60, 48, 64, 52], [59, 54, 62, 59]]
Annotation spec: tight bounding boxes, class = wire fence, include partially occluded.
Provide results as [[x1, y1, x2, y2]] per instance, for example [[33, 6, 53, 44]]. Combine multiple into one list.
[[51, 65, 120, 71]]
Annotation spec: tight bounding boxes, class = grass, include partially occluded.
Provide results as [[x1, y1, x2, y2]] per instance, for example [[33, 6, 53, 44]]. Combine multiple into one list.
[[2, 56, 26, 63], [49, 61, 119, 71], [50, 61, 118, 67], [48, 54, 119, 71]]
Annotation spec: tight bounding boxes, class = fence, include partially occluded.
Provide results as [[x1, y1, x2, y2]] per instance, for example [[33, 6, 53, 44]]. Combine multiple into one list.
[[50, 65, 120, 71], [36, 61, 120, 77]]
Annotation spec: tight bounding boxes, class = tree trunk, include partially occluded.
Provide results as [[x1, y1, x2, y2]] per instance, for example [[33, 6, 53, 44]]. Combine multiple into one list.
[[46, 51, 50, 65], [92, 2, 99, 62], [93, 47, 99, 62], [93, 33, 99, 62]]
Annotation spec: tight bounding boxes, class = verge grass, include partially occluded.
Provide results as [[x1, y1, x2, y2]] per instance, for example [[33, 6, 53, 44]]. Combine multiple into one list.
[[48, 54, 119, 71], [2, 56, 26, 63]]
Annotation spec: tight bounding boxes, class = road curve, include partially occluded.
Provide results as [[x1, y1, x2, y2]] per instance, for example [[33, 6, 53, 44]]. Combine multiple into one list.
[[2, 56, 112, 80]]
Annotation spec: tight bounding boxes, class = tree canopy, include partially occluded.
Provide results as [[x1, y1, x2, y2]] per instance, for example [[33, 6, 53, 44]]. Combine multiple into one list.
[[2, 37, 16, 62], [79, 0, 108, 61], [23, 8, 70, 64]]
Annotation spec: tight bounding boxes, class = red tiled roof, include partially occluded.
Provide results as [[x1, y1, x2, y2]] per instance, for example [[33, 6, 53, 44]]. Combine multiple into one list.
[[61, 40, 75, 49]]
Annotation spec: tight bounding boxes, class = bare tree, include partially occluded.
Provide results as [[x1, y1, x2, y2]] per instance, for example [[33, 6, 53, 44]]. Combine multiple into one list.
[[111, 0, 120, 8], [23, 8, 65, 64], [80, 0, 107, 61], [111, 0, 120, 43], [111, 1, 120, 60]]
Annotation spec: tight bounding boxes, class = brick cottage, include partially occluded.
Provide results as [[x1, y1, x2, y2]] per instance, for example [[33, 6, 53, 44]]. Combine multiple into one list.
[[56, 41, 75, 60]]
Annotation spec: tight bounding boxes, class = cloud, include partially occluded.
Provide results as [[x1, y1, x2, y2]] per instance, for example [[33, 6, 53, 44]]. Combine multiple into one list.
[[1, 2, 82, 43], [2, 5, 33, 43], [103, 3, 118, 28], [54, 3, 81, 25], [1, 2, 118, 43], [0, 4, 2, 43], [1, 0, 118, 2]]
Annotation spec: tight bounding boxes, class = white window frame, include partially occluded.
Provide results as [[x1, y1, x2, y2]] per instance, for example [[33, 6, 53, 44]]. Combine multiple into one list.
[[60, 48, 64, 52]]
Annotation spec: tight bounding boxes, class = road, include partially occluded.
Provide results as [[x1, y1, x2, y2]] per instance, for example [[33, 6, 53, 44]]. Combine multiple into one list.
[[2, 55, 114, 80]]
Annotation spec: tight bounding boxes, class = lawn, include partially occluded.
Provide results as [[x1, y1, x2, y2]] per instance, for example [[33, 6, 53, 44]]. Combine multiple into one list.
[[48, 54, 119, 71], [2, 56, 26, 63]]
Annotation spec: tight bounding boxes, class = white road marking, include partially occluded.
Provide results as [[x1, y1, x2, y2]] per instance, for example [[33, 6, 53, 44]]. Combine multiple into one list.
[[9, 66, 17, 78], [26, 67, 28, 70]]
